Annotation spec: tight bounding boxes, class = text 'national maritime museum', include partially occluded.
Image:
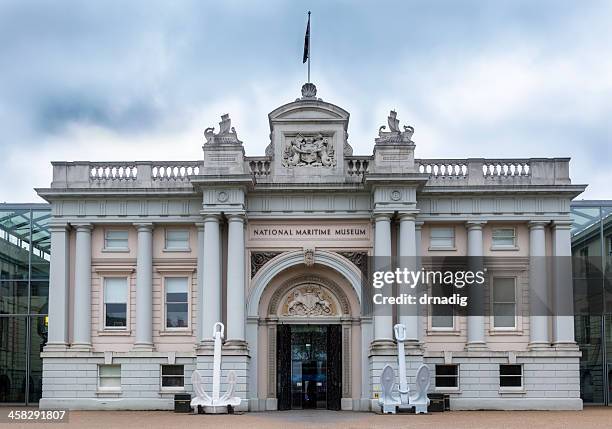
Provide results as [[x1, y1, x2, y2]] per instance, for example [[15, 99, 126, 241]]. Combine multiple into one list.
[[35, 83, 586, 411]]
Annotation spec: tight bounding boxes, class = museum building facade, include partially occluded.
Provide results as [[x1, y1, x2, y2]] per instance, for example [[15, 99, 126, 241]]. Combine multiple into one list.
[[36, 83, 586, 411]]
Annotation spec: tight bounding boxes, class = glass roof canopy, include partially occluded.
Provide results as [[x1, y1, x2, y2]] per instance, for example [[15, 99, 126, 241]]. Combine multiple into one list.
[[0, 204, 51, 263]]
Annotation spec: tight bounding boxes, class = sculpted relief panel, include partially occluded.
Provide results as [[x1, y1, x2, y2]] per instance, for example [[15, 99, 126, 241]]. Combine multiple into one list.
[[280, 284, 339, 317], [282, 133, 336, 168]]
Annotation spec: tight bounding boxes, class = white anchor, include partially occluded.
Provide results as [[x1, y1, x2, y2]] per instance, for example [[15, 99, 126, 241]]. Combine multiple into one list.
[[191, 322, 241, 413], [379, 323, 431, 414]]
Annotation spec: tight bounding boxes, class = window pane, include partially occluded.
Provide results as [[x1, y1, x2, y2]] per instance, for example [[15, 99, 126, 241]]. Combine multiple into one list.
[[0, 280, 28, 314], [105, 303, 126, 327], [30, 280, 49, 315], [100, 365, 121, 377], [166, 303, 188, 328], [162, 365, 183, 376], [493, 278, 515, 302], [436, 365, 458, 376], [494, 304, 516, 328], [100, 377, 121, 388], [105, 230, 128, 249], [104, 278, 127, 303], [493, 228, 515, 238], [29, 316, 47, 403], [166, 277, 188, 296], [162, 376, 184, 387], [431, 227, 454, 239], [0, 316, 27, 403], [500, 376, 522, 387], [166, 230, 189, 250], [500, 364, 521, 376]]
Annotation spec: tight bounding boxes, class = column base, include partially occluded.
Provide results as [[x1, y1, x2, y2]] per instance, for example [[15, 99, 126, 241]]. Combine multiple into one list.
[[195, 339, 215, 354], [369, 339, 396, 354], [528, 341, 552, 351], [465, 341, 488, 352], [224, 339, 250, 354], [132, 343, 155, 352], [552, 342, 579, 351], [43, 342, 69, 352], [70, 343, 92, 352]]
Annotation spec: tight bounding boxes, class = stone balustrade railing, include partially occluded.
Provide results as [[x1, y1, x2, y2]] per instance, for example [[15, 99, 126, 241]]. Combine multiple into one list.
[[345, 156, 370, 177], [49, 157, 571, 189], [416, 158, 570, 186], [151, 161, 201, 181], [247, 157, 271, 177], [90, 163, 138, 181]]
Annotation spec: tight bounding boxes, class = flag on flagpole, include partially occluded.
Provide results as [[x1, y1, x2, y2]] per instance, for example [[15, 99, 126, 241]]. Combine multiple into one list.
[[302, 12, 310, 64]]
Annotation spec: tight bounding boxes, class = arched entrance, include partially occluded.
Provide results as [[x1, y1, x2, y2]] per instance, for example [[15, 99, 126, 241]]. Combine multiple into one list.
[[246, 251, 366, 411]]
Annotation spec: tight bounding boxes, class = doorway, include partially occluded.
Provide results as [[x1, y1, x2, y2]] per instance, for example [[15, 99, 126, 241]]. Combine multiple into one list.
[[277, 324, 342, 410]]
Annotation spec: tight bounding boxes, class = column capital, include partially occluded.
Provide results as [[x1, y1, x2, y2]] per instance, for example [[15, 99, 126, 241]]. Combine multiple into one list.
[[551, 220, 573, 230], [372, 212, 393, 222], [72, 223, 93, 232], [202, 213, 222, 223], [195, 222, 205, 231], [466, 220, 486, 230], [397, 212, 417, 221], [226, 212, 246, 223], [48, 222, 70, 232], [528, 220, 548, 230], [415, 220, 424, 230], [134, 222, 154, 232]]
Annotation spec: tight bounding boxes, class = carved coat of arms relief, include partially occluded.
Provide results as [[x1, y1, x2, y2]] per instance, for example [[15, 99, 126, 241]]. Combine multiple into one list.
[[281, 133, 336, 168]]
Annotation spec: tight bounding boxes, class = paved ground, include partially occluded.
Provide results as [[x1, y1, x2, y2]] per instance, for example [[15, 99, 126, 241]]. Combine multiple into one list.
[[2, 408, 612, 429]]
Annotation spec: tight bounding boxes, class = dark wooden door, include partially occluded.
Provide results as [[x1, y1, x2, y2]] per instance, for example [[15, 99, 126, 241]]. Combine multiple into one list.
[[326, 324, 342, 410], [277, 324, 292, 410]]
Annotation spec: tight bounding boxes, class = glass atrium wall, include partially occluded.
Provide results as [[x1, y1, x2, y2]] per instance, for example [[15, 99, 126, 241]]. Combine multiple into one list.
[[0, 204, 50, 405], [571, 201, 612, 405]]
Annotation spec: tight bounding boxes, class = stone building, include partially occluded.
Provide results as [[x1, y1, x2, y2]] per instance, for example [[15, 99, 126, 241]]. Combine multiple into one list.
[[36, 83, 585, 411]]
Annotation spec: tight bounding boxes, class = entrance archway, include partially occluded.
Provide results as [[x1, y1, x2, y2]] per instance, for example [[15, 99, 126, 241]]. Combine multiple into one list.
[[246, 253, 366, 411]]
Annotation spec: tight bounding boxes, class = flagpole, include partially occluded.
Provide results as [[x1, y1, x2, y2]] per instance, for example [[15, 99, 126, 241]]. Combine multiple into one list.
[[307, 11, 311, 83]]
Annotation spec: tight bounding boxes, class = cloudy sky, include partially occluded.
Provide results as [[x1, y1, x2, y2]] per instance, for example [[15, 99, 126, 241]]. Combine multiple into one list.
[[1, 0, 610, 202]]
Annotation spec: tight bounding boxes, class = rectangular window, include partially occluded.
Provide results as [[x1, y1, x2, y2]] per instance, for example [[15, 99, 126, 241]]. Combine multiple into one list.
[[492, 277, 516, 329], [492, 228, 516, 248], [499, 364, 522, 388], [430, 227, 455, 249], [165, 229, 190, 251], [431, 283, 454, 329], [104, 277, 128, 328], [99, 364, 121, 389], [161, 364, 184, 388], [165, 277, 189, 329], [435, 364, 458, 388], [104, 230, 129, 250]]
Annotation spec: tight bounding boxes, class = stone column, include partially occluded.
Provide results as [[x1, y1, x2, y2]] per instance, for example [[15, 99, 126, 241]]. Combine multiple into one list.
[[528, 221, 550, 348], [415, 221, 424, 342], [72, 223, 92, 349], [373, 213, 393, 342], [398, 213, 418, 342], [196, 222, 205, 342], [134, 223, 154, 350], [200, 214, 222, 344], [552, 220, 576, 347], [466, 221, 486, 350], [46, 223, 70, 350], [226, 213, 246, 344]]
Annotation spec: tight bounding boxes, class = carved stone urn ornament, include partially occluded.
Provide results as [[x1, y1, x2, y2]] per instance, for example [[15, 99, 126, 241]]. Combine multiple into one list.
[[282, 133, 336, 168]]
